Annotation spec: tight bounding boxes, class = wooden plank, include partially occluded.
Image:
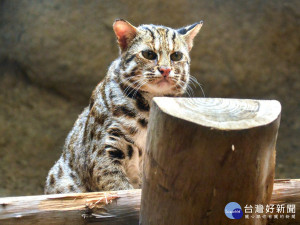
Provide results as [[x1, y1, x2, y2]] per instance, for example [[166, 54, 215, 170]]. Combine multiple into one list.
[[0, 180, 299, 224]]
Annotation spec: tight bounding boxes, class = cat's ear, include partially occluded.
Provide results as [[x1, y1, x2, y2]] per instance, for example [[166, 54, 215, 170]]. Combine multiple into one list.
[[113, 19, 137, 52], [177, 21, 203, 51]]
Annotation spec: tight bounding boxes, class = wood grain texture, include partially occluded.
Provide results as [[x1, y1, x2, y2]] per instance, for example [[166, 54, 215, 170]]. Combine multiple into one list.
[[140, 97, 281, 225], [153, 97, 281, 130], [0, 180, 299, 224]]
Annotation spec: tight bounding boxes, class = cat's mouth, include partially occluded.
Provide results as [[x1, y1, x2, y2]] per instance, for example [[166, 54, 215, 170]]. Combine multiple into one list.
[[143, 76, 178, 95], [155, 77, 175, 87]]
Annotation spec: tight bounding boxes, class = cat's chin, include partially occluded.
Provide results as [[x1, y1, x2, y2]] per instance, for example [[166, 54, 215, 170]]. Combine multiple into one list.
[[156, 79, 172, 87], [143, 81, 180, 96]]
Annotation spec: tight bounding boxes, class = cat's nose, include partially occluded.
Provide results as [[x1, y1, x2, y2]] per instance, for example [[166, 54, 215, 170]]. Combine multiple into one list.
[[158, 67, 171, 77]]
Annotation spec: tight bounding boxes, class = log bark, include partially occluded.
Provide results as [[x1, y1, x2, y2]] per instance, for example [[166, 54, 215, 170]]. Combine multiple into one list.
[[0, 180, 299, 224], [140, 97, 282, 225]]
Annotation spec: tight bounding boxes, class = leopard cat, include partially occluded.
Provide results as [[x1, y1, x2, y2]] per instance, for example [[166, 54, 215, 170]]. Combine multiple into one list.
[[44, 19, 203, 194]]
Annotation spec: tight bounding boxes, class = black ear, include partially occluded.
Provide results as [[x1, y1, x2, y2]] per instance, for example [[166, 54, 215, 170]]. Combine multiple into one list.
[[113, 19, 137, 52], [177, 21, 203, 51]]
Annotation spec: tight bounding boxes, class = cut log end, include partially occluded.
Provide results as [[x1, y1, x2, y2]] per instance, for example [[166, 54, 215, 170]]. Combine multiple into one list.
[[153, 97, 281, 130]]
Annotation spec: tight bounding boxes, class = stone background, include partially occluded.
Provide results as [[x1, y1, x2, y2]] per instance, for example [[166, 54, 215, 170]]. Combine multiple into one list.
[[0, 0, 299, 196]]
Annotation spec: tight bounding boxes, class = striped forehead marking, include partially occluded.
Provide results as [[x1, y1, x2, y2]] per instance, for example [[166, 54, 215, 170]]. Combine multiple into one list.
[[157, 27, 172, 52], [142, 25, 177, 52]]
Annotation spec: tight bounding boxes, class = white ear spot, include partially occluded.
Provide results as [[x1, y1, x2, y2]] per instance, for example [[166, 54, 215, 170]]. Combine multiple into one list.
[[178, 21, 203, 51]]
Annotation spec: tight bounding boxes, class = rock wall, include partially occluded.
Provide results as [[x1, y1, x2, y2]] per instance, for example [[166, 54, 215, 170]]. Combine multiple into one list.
[[0, 0, 299, 196]]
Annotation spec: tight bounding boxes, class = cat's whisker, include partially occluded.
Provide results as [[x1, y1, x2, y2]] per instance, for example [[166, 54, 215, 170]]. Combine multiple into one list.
[[173, 79, 193, 98], [188, 78, 197, 88], [125, 84, 140, 98], [187, 85, 195, 97], [121, 78, 144, 97], [133, 80, 148, 98], [189, 75, 206, 97], [189, 76, 202, 89], [168, 77, 186, 96], [123, 81, 140, 97], [123, 77, 146, 98], [180, 76, 202, 97], [121, 75, 143, 86], [176, 79, 194, 98]]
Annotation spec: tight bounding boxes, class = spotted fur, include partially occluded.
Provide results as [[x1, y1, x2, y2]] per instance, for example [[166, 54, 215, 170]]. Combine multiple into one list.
[[45, 19, 203, 194]]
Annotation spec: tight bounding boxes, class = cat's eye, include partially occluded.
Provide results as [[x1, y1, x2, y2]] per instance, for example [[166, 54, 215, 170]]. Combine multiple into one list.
[[170, 52, 183, 61], [142, 50, 157, 60]]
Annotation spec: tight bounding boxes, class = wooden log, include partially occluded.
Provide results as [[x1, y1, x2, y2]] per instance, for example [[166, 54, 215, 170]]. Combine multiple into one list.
[[268, 179, 300, 224], [0, 180, 299, 224], [0, 189, 141, 225], [140, 97, 282, 225]]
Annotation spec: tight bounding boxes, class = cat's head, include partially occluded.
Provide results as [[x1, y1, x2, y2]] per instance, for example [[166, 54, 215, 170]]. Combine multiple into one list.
[[113, 19, 203, 96]]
